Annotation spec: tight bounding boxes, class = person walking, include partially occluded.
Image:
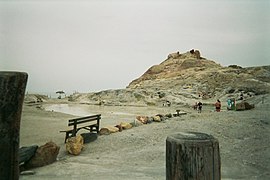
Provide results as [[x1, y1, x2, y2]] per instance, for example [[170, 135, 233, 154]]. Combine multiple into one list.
[[215, 99, 221, 112], [198, 101, 202, 113]]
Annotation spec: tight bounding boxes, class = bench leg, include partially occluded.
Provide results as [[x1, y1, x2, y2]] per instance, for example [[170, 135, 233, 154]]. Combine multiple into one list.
[[64, 131, 73, 143]]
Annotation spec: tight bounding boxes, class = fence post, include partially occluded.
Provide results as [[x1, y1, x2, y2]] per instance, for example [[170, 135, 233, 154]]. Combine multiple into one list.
[[166, 132, 221, 180], [0, 71, 28, 179]]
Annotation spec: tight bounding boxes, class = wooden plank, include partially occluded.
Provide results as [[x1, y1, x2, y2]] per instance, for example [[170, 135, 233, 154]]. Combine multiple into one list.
[[68, 117, 100, 126], [68, 114, 101, 123]]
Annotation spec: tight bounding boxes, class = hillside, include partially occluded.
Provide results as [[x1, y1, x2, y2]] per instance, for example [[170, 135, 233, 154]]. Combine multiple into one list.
[[67, 49, 270, 107]]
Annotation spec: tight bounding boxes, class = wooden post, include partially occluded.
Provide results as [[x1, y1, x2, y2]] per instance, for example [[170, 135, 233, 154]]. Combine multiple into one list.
[[0, 72, 28, 179], [166, 132, 220, 180]]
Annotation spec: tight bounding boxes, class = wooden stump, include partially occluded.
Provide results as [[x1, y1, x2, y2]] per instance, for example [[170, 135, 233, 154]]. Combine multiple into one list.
[[0, 72, 28, 180], [166, 132, 220, 180]]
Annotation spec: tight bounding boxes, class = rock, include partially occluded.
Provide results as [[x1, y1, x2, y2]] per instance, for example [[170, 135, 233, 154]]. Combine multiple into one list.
[[100, 126, 119, 135], [136, 116, 149, 124], [66, 135, 84, 155], [115, 124, 123, 132], [19, 145, 38, 165], [24, 141, 60, 169], [147, 117, 154, 123], [107, 126, 120, 133], [236, 101, 255, 111], [153, 116, 161, 122], [154, 114, 166, 121], [120, 122, 132, 129], [165, 113, 173, 118], [99, 128, 111, 135], [168, 51, 180, 59], [132, 119, 144, 127], [194, 50, 201, 59], [80, 133, 98, 144]]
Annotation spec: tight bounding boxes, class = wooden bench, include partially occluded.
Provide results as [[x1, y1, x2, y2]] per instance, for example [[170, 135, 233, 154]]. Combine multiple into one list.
[[60, 114, 101, 143]]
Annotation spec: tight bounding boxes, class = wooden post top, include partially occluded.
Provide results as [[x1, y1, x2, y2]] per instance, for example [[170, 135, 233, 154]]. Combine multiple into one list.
[[167, 132, 218, 144]]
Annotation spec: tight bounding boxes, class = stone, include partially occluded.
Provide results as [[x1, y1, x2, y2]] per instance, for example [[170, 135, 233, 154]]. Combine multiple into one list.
[[115, 124, 123, 132], [99, 128, 111, 135], [80, 133, 98, 144], [19, 145, 38, 164], [24, 141, 60, 169], [168, 51, 180, 59], [194, 50, 201, 59], [236, 101, 255, 111], [120, 122, 132, 129], [132, 119, 144, 127], [106, 126, 119, 133], [153, 116, 162, 122], [165, 113, 173, 118], [136, 116, 149, 124], [66, 135, 84, 155]]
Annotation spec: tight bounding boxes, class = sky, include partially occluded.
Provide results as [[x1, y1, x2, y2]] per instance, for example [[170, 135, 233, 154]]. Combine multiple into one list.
[[1, 0, 269, 94]]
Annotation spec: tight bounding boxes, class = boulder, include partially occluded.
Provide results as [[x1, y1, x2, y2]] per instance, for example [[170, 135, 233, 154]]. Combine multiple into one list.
[[66, 135, 84, 155], [115, 124, 123, 132], [24, 141, 60, 169], [236, 101, 255, 111], [120, 122, 132, 129], [106, 126, 120, 133], [19, 145, 38, 165], [136, 116, 149, 124], [194, 50, 201, 59], [132, 119, 144, 127], [165, 113, 173, 118], [153, 116, 162, 122], [99, 128, 111, 135], [80, 132, 98, 144], [99, 126, 119, 135], [168, 51, 180, 59]]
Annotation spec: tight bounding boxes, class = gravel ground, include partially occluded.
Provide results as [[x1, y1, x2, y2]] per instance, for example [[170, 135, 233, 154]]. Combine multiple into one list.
[[20, 96, 270, 180]]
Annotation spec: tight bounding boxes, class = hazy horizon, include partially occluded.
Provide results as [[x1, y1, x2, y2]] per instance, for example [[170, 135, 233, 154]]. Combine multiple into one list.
[[1, 0, 269, 94]]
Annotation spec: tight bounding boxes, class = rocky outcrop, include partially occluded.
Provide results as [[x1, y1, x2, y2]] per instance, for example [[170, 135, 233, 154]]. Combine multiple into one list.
[[66, 50, 269, 107]]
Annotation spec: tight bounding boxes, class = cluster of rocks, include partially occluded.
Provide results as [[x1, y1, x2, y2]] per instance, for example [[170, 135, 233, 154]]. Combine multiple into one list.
[[98, 110, 187, 135], [62, 111, 187, 156]]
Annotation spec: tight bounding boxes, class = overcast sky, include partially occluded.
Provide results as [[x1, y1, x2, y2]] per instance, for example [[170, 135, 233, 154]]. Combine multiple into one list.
[[1, 0, 269, 94]]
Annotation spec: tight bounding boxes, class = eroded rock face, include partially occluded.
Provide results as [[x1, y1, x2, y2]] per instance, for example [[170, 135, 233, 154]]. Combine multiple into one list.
[[66, 135, 84, 155], [24, 141, 60, 169]]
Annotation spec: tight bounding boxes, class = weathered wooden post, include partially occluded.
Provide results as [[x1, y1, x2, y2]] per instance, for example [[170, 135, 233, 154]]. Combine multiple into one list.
[[0, 71, 28, 179], [166, 132, 220, 180]]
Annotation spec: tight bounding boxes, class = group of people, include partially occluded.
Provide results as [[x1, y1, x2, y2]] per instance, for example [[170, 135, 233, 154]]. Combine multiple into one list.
[[194, 99, 222, 113]]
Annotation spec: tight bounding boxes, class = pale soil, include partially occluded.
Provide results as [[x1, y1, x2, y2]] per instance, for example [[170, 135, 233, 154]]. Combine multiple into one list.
[[20, 97, 270, 180]]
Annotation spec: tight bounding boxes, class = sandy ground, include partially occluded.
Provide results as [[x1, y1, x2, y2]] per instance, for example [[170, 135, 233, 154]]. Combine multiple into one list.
[[19, 97, 270, 180]]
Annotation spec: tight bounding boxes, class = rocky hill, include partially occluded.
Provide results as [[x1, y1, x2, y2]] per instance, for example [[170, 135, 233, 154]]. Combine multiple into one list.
[[68, 49, 270, 107]]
